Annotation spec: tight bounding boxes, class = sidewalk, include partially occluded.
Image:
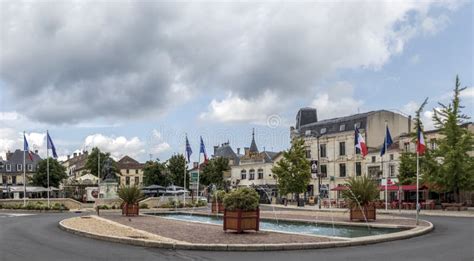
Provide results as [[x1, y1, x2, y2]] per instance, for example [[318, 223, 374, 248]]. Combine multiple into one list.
[[261, 204, 474, 218]]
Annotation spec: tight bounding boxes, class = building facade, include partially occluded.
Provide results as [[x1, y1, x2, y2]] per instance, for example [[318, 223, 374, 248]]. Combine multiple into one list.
[[292, 108, 412, 199], [0, 149, 42, 186], [117, 156, 144, 187]]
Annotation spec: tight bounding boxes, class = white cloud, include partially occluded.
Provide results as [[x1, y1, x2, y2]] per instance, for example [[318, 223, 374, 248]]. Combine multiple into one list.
[[200, 91, 286, 125], [0, 129, 46, 159], [149, 129, 171, 155], [83, 134, 145, 160], [310, 82, 364, 119], [401, 101, 436, 131], [421, 14, 450, 35]]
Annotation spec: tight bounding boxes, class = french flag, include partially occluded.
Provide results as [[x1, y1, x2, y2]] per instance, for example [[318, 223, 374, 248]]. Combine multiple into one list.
[[354, 127, 368, 158], [417, 126, 426, 155], [23, 133, 33, 161]]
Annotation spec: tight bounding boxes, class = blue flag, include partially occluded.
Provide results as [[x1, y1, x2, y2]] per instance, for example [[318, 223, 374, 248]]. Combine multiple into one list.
[[47, 131, 58, 158], [380, 125, 393, 156], [23, 133, 33, 161], [185, 136, 192, 163], [200, 136, 208, 162]]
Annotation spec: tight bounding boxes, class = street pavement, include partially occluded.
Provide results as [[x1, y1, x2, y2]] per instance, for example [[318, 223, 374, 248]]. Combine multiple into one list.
[[0, 212, 472, 261]]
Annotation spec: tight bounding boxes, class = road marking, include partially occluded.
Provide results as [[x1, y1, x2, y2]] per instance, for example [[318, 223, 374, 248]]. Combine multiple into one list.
[[0, 213, 35, 218]]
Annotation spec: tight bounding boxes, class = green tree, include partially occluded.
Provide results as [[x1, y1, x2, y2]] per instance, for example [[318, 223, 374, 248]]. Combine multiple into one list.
[[200, 157, 230, 190], [398, 97, 437, 185], [143, 160, 170, 186], [166, 154, 189, 188], [428, 76, 474, 202], [271, 138, 311, 203], [32, 158, 67, 188], [85, 147, 118, 178]]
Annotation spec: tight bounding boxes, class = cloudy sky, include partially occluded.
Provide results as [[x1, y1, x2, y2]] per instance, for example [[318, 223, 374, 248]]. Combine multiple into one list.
[[0, 0, 472, 162]]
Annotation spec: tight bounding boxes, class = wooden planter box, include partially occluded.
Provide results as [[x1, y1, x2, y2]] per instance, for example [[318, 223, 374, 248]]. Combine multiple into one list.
[[350, 205, 376, 221], [223, 208, 260, 233], [211, 201, 224, 213], [122, 203, 139, 216]]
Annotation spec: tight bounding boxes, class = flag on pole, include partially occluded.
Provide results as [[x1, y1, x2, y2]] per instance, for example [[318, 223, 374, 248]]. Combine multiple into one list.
[[416, 125, 426, 155], [354, 127, 368, 157], [23, 133, 33, 161], [199, 136, 208, 163], [47, 131, 58, 158], [380, 125, 393, 156], [185, 136, 192, 163]]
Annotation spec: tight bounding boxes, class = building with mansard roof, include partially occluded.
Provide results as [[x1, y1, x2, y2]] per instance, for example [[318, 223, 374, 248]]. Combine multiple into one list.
[[0, 149, 42, 187]]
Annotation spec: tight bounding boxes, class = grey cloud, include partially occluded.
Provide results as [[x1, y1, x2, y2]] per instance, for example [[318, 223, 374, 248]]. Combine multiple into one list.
[[0, 1, 459, 123]]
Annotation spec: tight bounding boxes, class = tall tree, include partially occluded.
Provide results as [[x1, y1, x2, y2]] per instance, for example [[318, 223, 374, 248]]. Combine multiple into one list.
[[166, 154, 189, 188], [271, 138, 311, 202], [428, 76, 474, 202], [32, 158, 67, 188], [143, 160, 170, 186], [200, 157, 229, 190], [398, 97, 437, 185], [84, 147, 117, 178]]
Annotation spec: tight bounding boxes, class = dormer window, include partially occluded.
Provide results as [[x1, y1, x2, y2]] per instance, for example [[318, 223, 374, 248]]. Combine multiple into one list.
[[320, 128, 326, 134], [6, 164, 11, 172], [17, 164, 22, 171], [305, 130, 311, 136], [339, 124, 345, 131]]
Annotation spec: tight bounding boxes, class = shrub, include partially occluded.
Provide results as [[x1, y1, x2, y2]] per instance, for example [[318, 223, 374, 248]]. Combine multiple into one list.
[[223, 187, 259, 211], [341, 176, 379, 208], [117, 186, 144, 205], [212, 190, 226, 202], [139, 203, 149, 209]]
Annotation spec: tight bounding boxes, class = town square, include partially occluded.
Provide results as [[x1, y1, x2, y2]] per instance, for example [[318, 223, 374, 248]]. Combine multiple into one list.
[[0, 1, 473, 261]]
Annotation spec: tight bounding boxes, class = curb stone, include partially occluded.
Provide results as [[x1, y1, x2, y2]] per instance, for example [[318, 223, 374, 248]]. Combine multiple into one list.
[[58, 216, 434, 251]]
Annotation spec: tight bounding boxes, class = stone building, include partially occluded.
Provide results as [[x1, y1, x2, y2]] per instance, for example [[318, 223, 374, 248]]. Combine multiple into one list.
[[116, 156, 144, 187], [292, 108, 412, 199], [0, 149, 42, 186]]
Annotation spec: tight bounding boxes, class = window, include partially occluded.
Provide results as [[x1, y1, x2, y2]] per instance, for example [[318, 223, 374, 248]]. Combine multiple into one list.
[[28, 164, 33, 171], [135, 177, 139, 185], [389, 154, 394, 161], [249, 169, 255, 180], [371, 156, 376, 163], [17, 164, 22, 171], [135, 169, 139, 174], [320, 165, 327, 177], [404, 142, 410, 152], [126, 169, 130, 174], [12, 176, 16, 185], [2, 176, 6, 184], [126, 177, 130, 185], [305, 149, 311, 159], [389, 164, 396, 177], [339, 163, 346, 177], [355, 122, 361, 128], [339, 124, 345, 131], [258, 169, 263, 179], [356, 162, 362, 176], [368, 166, 381, 178], [320, 144, 327, 158], [356, 147, 361, 155], [241, 170, 247, 180], [339, 142, 346, 156], [6, 164, 11, 172], [320, 128, 326, 134]]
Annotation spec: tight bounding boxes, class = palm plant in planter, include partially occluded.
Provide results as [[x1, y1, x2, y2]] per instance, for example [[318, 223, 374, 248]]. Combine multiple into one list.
[[211, 190, 226, 213], [341, 176, 379, 221], [222, 187, 260, 233], [118, 185, 144, 216]]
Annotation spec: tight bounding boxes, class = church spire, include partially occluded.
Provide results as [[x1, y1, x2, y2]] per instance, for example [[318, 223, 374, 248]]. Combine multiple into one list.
[[249, 128, 258, 154]]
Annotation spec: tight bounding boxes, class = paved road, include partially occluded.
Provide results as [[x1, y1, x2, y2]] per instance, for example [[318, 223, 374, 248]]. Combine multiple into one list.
[[0, 212, 472, 261]]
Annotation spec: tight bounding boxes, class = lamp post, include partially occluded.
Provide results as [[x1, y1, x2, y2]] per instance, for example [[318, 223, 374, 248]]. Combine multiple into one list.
[[315, 132, 322, 209]]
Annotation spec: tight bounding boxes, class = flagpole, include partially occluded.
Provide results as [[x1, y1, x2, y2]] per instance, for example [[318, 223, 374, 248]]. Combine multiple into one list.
[[23, 131, 27, 207], [183, 136, 187, 205], [196, 149, 201, 201], [416, 150, 420, 225], [384, 121, 388, 211], [47, 130, 50, 208]]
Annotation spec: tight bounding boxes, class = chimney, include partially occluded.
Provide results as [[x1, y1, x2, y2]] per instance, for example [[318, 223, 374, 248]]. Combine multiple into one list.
[[213, 145, 219, 155], [34, 150, 38, 154], [244, 147, 250, 156], [237, 148, 240, 155], [67, 155, 70, 160], [85, 150, 88, 155], [73, 153, 77, 157], [6, 151, 12, 160], [193, 162, 199, 169]]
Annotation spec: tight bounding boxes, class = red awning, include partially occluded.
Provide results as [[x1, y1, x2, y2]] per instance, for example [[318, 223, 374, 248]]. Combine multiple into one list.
[[379, 185, 428, 191], [331, 186, 349, 191]]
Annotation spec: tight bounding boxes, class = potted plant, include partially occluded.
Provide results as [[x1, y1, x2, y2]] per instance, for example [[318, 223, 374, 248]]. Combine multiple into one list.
[[341, 176, 379, 221], [211, 190, 226, 213], [117, 185, 144, 216], [222, 187, 260, 233]]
